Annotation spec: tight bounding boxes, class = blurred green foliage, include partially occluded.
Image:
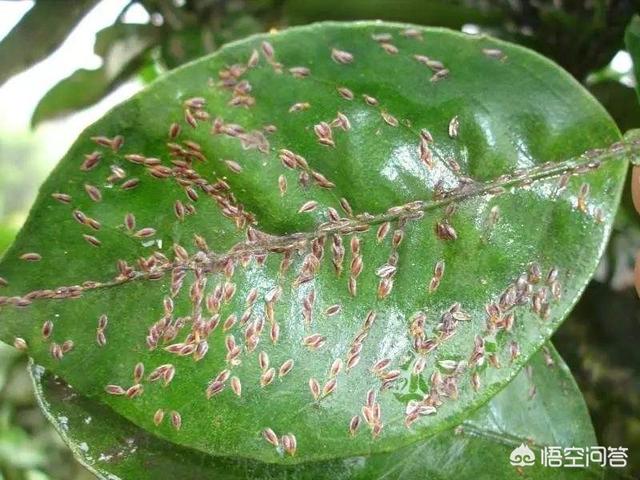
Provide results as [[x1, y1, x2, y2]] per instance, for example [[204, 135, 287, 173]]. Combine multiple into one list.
[[0, 343, 94, 480], [1, 0, 638, 126], [0, 1, 639, 478]]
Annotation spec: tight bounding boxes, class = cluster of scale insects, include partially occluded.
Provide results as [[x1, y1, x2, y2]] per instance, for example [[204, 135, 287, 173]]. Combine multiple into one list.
[[0, 25, 621, 460]]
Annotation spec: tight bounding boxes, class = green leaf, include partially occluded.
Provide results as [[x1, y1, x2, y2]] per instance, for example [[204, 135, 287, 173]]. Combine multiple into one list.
[[283, 1, 637, 80], [0, 0, 99, 86], [283, 0, 504, 30], [159, 15, 264, 69], [589, 81, 640, 132], [626, 14, 640, 103], [31, 23, 160, 126], [31, 344, 599, 479], [0, 21, 634, 464], [0, 224, 18, 258]]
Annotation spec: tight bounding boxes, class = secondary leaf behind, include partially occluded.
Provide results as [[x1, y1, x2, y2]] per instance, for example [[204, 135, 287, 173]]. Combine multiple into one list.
[[0, 22, 631, 463], [31, 344, 598, 479]]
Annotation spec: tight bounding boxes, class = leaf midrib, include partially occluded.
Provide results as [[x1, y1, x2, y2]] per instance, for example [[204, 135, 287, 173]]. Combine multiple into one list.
[[0, 138, 636, 308]]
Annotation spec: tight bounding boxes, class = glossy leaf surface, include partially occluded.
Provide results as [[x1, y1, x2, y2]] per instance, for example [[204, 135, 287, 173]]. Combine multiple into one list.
[[0, 21, 632, 463], [31, 345, 599, 479]]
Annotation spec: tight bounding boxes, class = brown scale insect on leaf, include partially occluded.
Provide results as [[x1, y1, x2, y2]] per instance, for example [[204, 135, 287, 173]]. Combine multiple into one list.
[[331, 48, 354, 64], [0, 21, 634, 473], [20, 253, 42, 262]]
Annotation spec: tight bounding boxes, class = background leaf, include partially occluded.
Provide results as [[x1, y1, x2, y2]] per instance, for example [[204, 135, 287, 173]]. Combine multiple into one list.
[[625, 14, 640, 102], [0, 0, 99, 87], [0, 21, 630, 464], [31, 23, 160, 126], [282, 0, 640, 80], [283, 0, 504, 30], [589, 81, 640, 133], [30, 344, 599, 479]]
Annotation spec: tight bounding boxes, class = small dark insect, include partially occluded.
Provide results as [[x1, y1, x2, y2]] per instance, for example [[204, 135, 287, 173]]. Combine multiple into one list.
[[133, 227, 156, 238], [339, 198, 353, 216], [325, 304, 341, 316], [153, 409, 165, 426], [471, 371, 481, 391], [184, 108, 197, 128], [248, 49, 259, 68], [309, 377, 321, 400], [289, 66, 311, 78], [331, 48, 354, 64], [431, 69, 449, 82], [261, 41, 275, 59], [435, 222, 457, 241], [105, 385, 126, 395], [83, 234, 102, 247], [49, 343, 64, 360], [278, 175, 287, 196], [371, 33, 392, 42], [84, 184, 102, 202], [482, 48, 506, 60], [230, 376, 242, 396], [303, 333, 326, 350], [314, 122, 334, 147], [282, 433, 297, 456], [337, 87, 354, 100], [42, 320, 53, 339], [289, 102, 311, 113], [349, 415, 361, 436], [124, 213, 136, 231], [509, 341, 521, 363], [81, 152, 102, 171], [329, 358, 343, 377], [362, 94, 379, 106], [133, 362, 144, 383], [402, 27, 422, 39], [174, 200, 186, 221], [380, 42, 398, 54], [258, 351, 270, 371], [121, 178, 140, 190], [260, 368, 276, 387], [279, 359, 294, 377], [448, 116, 459, 138], [434, 260, 445, 279], [52, 193, 72, 204], [59, 340, 74, 354], [322, 378, 337, 397], [225, 160, 242, 173], [298, 200, 318, 213], [528, 262, 542, 283], [381, 111, 398, 127], [126, 384, 143, 398], [371, 358, 391, 374], [171, 411, 182, 430], [169, 122, 181, 139], [577, 183, 590, 212], [91, 135, 122, 151], [262, 428, 279, 447], [20, 253, 42, 262]]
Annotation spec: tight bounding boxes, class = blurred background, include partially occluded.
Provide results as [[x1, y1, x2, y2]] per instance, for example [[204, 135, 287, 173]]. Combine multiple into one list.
[[0, 1, 639, 478]]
